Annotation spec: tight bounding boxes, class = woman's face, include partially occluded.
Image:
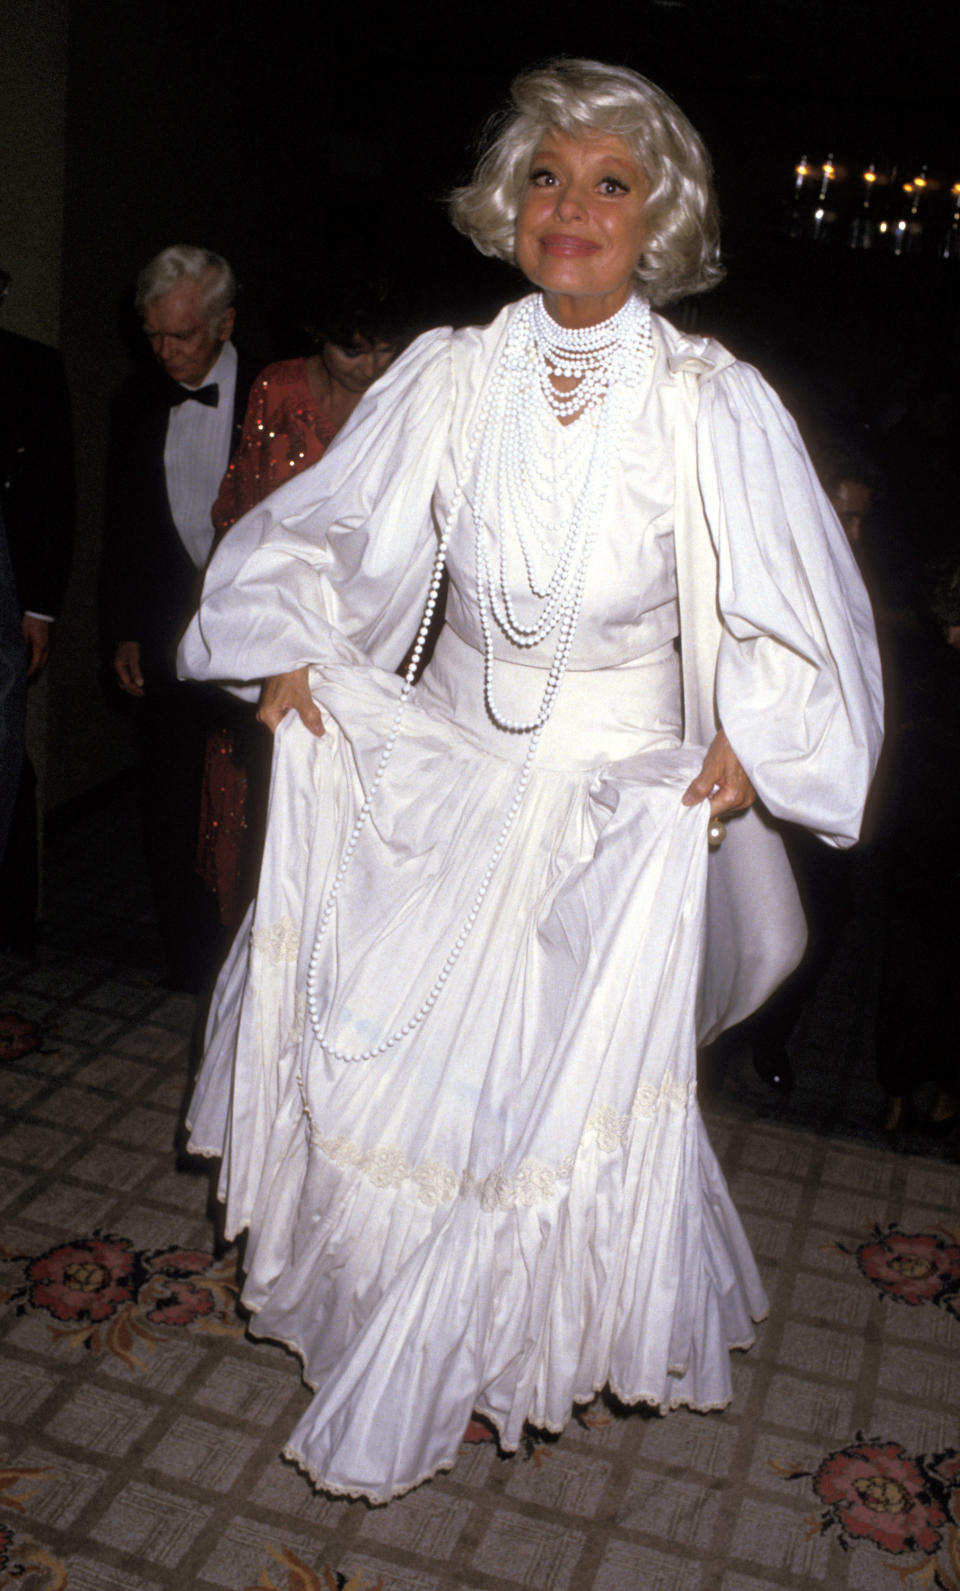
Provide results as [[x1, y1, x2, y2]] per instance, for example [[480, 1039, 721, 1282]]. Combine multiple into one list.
[[514, 129, 649, 325], [322, 335, 396, 396]]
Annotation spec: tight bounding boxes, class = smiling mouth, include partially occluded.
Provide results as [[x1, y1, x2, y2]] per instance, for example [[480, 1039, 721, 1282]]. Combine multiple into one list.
[[541, 235, 601, 256]]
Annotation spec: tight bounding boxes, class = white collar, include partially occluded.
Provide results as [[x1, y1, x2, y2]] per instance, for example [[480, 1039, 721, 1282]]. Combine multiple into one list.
[[179, 338, 237, 391]]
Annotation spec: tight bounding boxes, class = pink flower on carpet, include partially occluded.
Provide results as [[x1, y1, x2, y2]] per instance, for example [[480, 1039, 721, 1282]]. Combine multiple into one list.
[[0, 1008, 42, 1061], [145, 1276, 217, 1326], [927, 1450, 960, 1491], [856, 1230, 960, 1306], [814, 1439, 947, 1555], [26, 1237, 137, 1324], [10, 1232, 239, 1367], [463, 1419, 495, 1444], [145, 1247, 215, 1276]]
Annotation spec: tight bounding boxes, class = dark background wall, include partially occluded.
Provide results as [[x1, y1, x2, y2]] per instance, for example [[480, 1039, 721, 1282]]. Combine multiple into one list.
[[5, 0, 960, 807]]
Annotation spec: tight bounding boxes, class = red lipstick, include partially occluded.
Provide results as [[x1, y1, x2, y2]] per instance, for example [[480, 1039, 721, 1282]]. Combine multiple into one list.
[[540, 234, 601, 256]]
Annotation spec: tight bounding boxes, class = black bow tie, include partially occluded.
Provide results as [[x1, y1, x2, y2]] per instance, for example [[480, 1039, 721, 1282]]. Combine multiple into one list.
[[170, 382, 219, 408]]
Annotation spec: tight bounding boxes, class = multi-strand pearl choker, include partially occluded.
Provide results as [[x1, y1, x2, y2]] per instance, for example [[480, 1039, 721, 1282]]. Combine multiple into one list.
[[305, 293, 654, 1061], [529, 291, 654, 421]]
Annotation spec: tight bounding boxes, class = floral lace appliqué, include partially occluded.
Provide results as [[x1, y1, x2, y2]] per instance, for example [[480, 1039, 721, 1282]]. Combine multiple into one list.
[[251, 916, 301, 964], [301, 1072, 695, 1211], [309, 1135, 459, 1208], [631, 1074, 694, 1118]]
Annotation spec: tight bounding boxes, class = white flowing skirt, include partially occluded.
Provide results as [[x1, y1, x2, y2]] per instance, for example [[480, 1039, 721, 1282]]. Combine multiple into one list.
[[188, 626, 767, 1502]]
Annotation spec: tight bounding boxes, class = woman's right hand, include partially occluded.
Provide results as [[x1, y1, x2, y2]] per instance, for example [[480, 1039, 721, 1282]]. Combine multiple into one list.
[[257, 667, 325, 737]]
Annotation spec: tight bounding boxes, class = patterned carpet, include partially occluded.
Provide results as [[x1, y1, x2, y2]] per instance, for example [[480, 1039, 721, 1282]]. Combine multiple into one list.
[[1, 776, 958, 1590]]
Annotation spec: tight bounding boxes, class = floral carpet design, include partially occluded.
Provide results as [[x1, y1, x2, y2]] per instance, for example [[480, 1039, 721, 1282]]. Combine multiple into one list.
[[774, 1436, 960, 1586], [1, 1232, 240, 1368], [463, 1400, 613, 1464], [770, 1224, 960, 1583], [838, 1223, 960, 1317], [0, 1008, 52, 1064], [4, 840, 960, 1590], [243, 1549, 382, 1590], [0, 1463, 67, 1590]]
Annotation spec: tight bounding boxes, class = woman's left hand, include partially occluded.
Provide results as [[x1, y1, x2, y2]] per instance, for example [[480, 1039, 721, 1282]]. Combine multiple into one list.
[[257, 667, 325, 737], [682, 729, 756, 816]]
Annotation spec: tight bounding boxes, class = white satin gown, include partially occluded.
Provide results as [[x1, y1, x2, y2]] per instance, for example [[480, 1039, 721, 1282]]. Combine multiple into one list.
[[179, 301, 883, 1502]]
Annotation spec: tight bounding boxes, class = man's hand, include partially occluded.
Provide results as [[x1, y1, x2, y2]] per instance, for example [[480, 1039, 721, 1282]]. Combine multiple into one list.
[[22, 615, 52, 678], [114, 640, 145, 697], [682, 728, 755, 817], [257, 667, 325, 736]]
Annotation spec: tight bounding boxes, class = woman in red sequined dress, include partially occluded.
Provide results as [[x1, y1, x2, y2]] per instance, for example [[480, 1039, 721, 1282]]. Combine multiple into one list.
[[198, 277, 408, 929]]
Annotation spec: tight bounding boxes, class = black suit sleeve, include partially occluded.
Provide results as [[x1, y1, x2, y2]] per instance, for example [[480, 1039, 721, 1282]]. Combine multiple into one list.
[[0, 331, 76, 617], [0, 509, 26, 856], [101, 373, 178, 649]]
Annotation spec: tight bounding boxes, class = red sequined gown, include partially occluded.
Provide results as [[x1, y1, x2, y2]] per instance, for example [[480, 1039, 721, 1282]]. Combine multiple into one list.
[[199, 360, 338, 927]]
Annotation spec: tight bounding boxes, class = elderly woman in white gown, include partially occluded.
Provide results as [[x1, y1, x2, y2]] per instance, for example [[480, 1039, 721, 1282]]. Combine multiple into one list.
[[180, 59, 882, 1502]]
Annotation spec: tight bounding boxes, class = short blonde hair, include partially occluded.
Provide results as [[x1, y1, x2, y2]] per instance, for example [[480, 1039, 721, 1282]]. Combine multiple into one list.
[[449, 58, 723, 307]]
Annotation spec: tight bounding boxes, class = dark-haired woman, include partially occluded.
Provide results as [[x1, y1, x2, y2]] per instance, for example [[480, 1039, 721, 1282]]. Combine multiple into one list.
[[198, 280, 407, 928]]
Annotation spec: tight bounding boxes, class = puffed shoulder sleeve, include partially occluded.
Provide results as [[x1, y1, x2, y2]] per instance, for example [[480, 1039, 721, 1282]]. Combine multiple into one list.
[[178, 327, 455, 694], [696, 360, 884, 846]]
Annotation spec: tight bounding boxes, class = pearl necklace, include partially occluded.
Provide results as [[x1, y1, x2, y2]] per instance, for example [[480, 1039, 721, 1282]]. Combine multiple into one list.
[[306, 294, 653, 1061], [477, 293, 652, 732], [530, 292, 653, 416]]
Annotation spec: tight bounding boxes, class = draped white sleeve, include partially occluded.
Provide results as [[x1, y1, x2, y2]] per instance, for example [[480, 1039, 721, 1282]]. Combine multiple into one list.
[[696, 359, 883, 847], [177, 328, 455, 697]]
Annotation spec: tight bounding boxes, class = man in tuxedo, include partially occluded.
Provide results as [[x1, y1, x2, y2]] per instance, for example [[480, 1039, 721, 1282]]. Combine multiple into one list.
[[104, 245, 259, 989]]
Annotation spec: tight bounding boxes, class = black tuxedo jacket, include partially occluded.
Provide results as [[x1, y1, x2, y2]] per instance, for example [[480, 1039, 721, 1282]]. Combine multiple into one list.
[[0, 328, 76, 617], [0, 510, 26, 857], [103, 347, 259, 682]]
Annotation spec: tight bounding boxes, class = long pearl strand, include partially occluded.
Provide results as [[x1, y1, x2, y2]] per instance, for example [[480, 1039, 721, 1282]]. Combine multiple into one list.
[[306, 294, 653, 1062], [477, 293, 652, 733]]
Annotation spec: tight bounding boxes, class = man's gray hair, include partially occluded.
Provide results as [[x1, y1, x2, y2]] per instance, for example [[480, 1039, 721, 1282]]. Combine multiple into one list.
[[135, 245, 236, 329]]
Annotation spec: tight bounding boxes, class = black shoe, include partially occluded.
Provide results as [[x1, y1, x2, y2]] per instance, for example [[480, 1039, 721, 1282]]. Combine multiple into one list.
[[752, 1044, 794, 1094]]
